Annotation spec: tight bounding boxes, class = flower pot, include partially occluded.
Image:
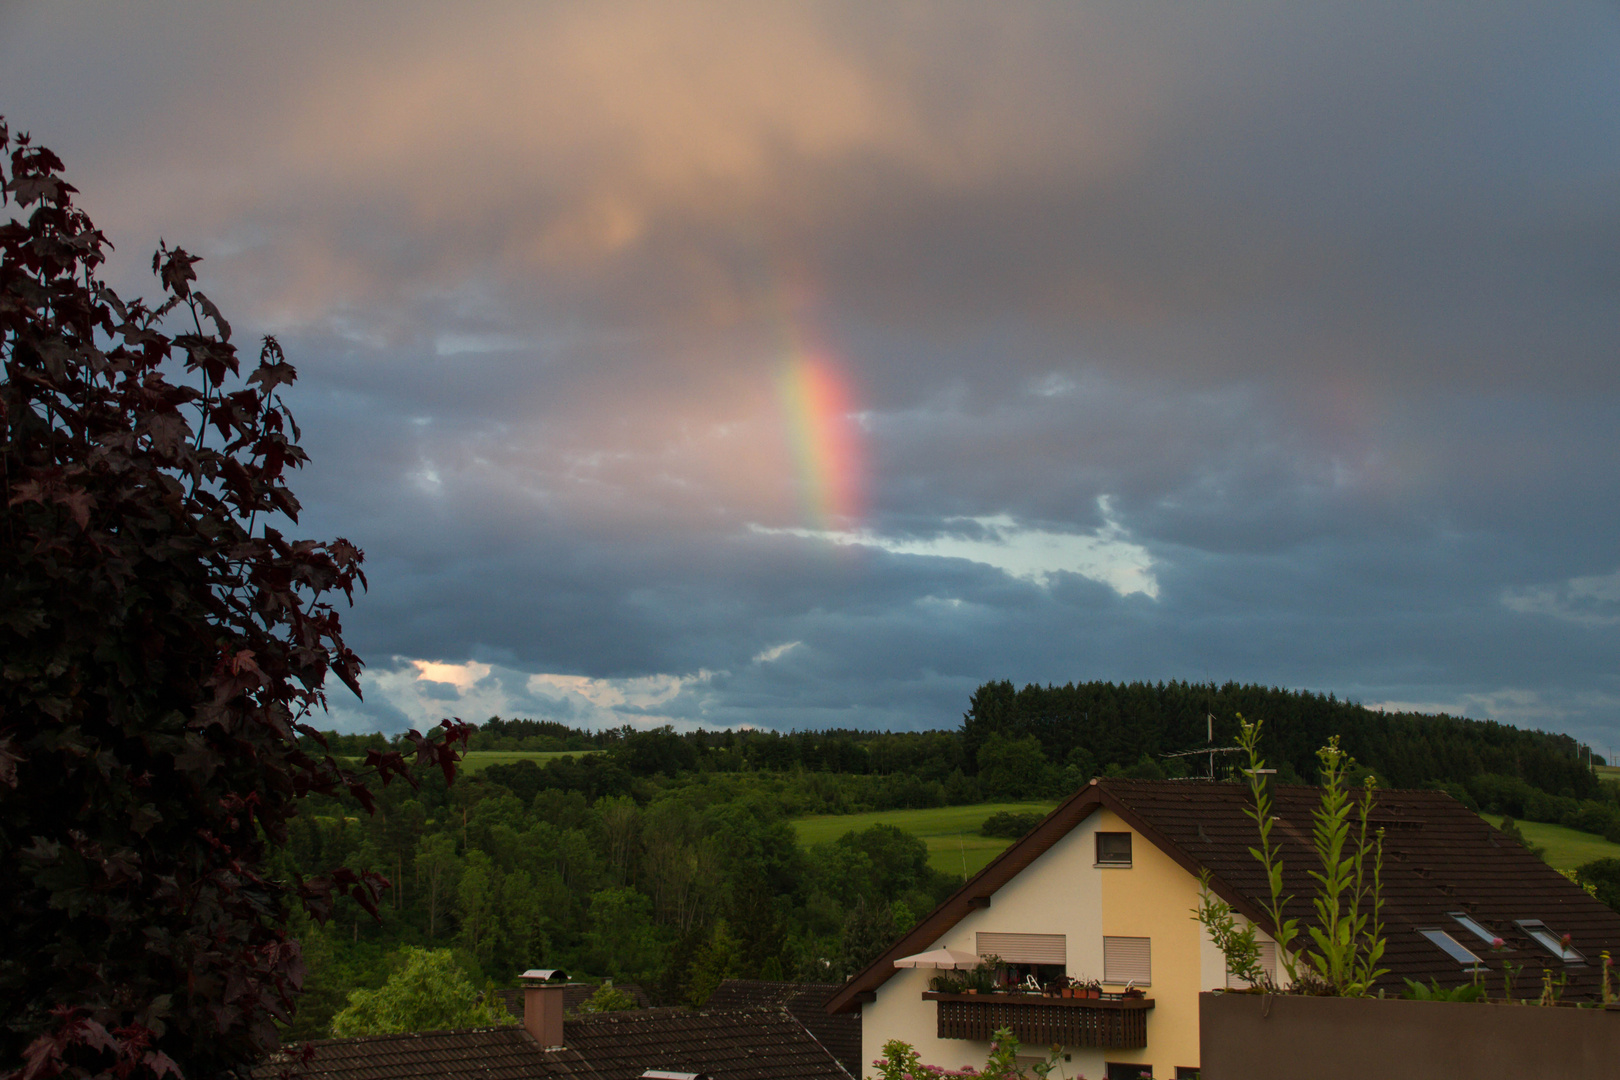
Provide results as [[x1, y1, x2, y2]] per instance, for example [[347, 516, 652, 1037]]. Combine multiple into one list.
[[1062, 988, 1074, 998]]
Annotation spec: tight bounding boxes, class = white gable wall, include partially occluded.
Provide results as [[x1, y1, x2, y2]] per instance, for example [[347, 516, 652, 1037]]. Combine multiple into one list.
[[859, 809, 1106, 1077]]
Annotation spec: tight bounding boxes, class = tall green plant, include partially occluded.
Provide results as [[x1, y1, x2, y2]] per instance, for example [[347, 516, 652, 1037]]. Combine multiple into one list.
[[1191, 868, 1266, 987], [1235, 720, 1388, 995], [1302, 738, 1387, 995], [1236, 716, 1301, 986]]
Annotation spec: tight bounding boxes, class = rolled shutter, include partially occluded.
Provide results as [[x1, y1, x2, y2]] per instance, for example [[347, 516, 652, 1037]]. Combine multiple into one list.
[[976, 932, 1066, 965], [1103, 936, 1151, 986]]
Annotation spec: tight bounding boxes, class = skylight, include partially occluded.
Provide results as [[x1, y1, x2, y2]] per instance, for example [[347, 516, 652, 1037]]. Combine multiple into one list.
[[1447, 911, 1497, 946], [1418, 928, 1482, 967], [1516, 920, 1585, 964]]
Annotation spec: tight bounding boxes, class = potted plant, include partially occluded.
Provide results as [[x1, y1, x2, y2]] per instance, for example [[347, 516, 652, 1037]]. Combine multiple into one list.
[[1084, 979, 1102, 999], [966, 955, 1002, 995], [963, 959, 997, 995]]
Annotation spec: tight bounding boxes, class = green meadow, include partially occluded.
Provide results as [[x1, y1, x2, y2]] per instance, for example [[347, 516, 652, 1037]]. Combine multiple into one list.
[[789, 803, 1620, 879], [792, 802, 1058, 879], [1489, 815, 1620, 871], [456, 749, 602, 774]]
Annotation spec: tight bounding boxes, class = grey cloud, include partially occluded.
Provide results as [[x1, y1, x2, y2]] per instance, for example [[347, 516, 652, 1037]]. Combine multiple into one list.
[[4, 3, 1619, 744]]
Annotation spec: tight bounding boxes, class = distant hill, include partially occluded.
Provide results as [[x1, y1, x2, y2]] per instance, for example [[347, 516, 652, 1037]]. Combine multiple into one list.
[[962, 679, 1603, 800]]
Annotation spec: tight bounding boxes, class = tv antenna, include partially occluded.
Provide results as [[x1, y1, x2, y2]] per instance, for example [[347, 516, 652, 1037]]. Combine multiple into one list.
[[1161, 712, 1243, 781]]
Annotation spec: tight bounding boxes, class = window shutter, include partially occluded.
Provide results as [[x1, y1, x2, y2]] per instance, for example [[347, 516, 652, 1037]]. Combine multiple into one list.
[[1226, 940, 1277, 988], [1103, 936, 1151, 986], [976, 932, 1066, 965]]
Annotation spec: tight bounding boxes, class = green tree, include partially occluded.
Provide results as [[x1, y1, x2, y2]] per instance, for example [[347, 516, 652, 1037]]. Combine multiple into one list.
[[577, 981, 638, 1014], [976, 733, 1051, 800], [416, 833, 460, 939], [685, 919, 741, 1006], [596, 794, 641, 887], [330, 948, 512, 1037], [587, 886, 661, 979], [1576, 858, 1620, 913], [836, 897, 897, 979], [496, 869, 549, 974], [457, 850, 499, 963], [835, 824, 931, 904]]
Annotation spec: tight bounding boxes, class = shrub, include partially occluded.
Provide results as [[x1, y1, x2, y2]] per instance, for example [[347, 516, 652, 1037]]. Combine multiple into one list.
[[330, 949, 513, 1036], [980, 811, 1043, 838]]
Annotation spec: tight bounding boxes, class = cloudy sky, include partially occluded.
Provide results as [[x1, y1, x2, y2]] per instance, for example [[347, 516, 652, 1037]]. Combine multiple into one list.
[[4, 3, 1619, 748]]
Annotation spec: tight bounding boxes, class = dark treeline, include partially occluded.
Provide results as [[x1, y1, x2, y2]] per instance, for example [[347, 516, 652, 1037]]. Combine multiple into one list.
[[282, 680, 1616, 1039], [963, 680, 1604, 799]]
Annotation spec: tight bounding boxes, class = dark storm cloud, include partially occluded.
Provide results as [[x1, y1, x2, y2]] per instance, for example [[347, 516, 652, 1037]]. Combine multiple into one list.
[[3, 3, 1618, 744]]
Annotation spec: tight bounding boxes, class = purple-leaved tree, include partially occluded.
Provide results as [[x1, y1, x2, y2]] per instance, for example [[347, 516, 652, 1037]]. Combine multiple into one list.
[[0, 119, 470, 1080]]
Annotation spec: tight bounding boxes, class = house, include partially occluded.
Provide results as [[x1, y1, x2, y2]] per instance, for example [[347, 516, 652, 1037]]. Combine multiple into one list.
[[252, 1027, 600, 1080], [258, 979, 853, 1080], [826, 778, 1620, 1080], [704, 979, 861, 1075]]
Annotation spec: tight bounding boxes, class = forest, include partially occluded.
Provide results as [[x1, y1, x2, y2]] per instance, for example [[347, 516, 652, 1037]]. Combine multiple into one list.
[[281, 680, 1619, 1039]]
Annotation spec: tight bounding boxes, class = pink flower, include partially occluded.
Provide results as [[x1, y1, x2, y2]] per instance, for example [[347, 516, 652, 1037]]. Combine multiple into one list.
[[1491, 937, 1505, 950]]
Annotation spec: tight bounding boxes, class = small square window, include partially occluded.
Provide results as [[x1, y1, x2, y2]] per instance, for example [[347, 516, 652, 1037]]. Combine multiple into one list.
[[1175, 1069, 1202, 1080], [1097, 832, 1133, 866]]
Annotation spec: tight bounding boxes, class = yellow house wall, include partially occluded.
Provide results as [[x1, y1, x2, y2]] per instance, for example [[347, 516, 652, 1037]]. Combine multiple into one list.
[[861, 799, 1258, 1079], [1096, 807, 1204, 1076]]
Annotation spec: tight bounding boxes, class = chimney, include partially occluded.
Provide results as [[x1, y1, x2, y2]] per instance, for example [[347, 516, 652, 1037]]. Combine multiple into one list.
[[519, 969, 568, 1048]]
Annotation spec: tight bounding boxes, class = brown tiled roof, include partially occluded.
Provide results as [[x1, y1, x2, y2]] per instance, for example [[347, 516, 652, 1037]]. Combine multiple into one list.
[[255, 1027, 600, 1080], [495, 982, 652, 1019], [829, 779, 1620, 1012], [704, 981, 860, 1075], [564, 1007, 852, 1080]]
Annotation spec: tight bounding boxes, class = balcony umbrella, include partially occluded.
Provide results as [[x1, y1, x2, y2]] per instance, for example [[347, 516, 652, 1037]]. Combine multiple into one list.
[[892, 947, 982, 969]]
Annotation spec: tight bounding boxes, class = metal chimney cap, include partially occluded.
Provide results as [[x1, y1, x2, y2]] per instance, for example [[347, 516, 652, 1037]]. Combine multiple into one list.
[[520, 968, 568, 982]]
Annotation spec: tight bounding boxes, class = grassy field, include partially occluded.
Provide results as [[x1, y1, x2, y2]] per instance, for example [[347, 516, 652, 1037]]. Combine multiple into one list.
[[792, 802, 1058, 879], [456, 749, 601, 774], [1488, 815, 1620, 871]]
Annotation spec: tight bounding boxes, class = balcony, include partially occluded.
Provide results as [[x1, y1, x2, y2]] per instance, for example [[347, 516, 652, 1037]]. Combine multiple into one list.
[[922, 991, 1153, 1049]]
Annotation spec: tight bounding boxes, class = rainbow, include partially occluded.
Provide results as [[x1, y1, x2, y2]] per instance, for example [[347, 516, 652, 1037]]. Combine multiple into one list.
[[776, 346, 864, 531]]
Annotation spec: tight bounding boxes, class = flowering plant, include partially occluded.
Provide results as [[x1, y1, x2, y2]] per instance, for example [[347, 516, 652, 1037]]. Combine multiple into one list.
[[874, 1029, 1072, 1079]]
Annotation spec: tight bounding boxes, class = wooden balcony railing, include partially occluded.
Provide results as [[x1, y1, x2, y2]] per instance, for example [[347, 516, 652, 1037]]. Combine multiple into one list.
[[922, 991, 1153, 1049]]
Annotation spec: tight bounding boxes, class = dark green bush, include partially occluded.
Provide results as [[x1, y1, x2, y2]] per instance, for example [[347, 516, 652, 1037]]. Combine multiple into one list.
[[980, 811, 1044, 838]]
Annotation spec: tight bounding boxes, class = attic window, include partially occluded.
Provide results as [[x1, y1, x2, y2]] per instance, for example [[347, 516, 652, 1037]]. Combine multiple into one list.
[[1448, 911, 1496, 946], [1516, 920, 1585, 964], [1096, 832, 1133, 866], [1418, 928, 1482, 968]]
